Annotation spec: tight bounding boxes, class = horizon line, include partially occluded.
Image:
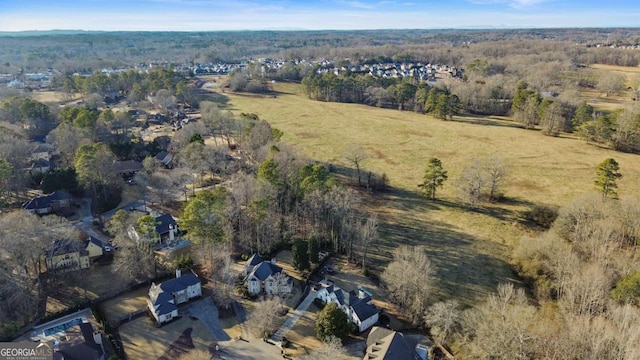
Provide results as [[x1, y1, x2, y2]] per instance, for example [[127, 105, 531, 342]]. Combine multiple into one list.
[[2, 26, 640, 34]]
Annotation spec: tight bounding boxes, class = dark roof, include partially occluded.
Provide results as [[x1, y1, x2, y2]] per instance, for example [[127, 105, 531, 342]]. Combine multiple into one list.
[[364, 327, 417, 360], [154, 301, 178, 316], [53, 322, 103, 360], [113, 160, 143, 174], [79, 323, 95, 344], [84, 236, 103, 248], [46, 239, 80, 257], [154, 151, 168, 161], [32, 158, 50, 168], [23, 191, 71, 211], [247, 253, 263, 268], [54, 342, 103, 360], [158, 273, 200, 293], [150, 291, 174, 306], [351, 301, 379, 322], [248, 262, 283, 281], [155, 214, 177, 235]]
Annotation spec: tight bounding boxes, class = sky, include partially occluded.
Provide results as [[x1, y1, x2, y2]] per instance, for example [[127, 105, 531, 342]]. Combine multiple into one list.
[[0, 0, 639, 32]]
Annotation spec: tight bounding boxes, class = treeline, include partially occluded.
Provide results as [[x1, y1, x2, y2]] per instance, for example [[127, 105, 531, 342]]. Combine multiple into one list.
[[300, 71, 466, 119], [49, 67, 198, 106]]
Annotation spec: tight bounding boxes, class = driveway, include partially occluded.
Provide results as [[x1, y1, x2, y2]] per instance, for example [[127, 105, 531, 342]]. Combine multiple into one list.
[[216, 339, 287, 360], [181, 297, 231, 342], [272, 289, 317, 341]]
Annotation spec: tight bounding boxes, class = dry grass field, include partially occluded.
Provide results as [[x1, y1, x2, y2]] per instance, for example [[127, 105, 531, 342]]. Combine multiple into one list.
[[579, 64, 640, 110], [100, 287, 149, 323], [224, 82, 640, 304], [119, 315, 216, 360]]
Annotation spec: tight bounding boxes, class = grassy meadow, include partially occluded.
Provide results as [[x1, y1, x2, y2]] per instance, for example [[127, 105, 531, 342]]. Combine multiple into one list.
[[224, 82, 640, 304], [580, 64, 640, 111]]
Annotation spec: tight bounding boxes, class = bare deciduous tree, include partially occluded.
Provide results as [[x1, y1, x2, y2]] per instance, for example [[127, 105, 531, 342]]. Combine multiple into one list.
[[345, 145, 368, 187], [382, 245, 436, 326], [462, 283, 537, 360], [457, 159, 484, 208], [425, 300, 461, 347], [359, 214, 378, 270], [297, 335, 349, 360], [247, 296, 283, 337]]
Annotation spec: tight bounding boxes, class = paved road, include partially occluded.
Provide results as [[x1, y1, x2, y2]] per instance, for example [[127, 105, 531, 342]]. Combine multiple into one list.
[[272, 290, 317, 342], [182, 297, 231, 342]]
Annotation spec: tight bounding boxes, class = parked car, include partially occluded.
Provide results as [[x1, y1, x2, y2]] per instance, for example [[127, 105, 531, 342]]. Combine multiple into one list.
[[104, 245, 112, 253], [324, 265, 336, 274]]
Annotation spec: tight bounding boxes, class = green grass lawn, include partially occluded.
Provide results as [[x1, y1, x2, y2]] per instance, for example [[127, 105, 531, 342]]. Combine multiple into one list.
[[223, 82, 640, 305]]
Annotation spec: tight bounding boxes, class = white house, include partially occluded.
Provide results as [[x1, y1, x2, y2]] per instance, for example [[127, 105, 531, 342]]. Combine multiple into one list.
[[243, 254, 293, 296], [147, 269, 202, 324], [317, 284, 379, 332], [128, 213, 178, 244]]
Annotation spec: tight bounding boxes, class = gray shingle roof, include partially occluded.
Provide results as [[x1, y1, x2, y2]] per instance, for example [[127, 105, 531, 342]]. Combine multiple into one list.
[[23, 191, 71, 211], [364, 327, 417, 360], [155, 214, 177, 235], [158, 273, 200, 293], [247, 262, 283, 281], [154, 301, 178, 316], [351, 301, 379, 322]]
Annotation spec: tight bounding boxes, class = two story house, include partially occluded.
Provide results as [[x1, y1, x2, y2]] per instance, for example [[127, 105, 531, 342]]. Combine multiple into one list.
[[317, 284, 379, 332], [45, 239, 90, 271], [147, 269, 202, 324], [243, 254, 293, 296]]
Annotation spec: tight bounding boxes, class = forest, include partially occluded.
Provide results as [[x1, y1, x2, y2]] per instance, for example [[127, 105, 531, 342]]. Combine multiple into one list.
[[1, 28, 640, 359]]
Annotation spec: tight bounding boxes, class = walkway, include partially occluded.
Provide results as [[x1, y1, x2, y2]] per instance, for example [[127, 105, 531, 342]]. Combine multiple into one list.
[[272, 289, 317, 342]]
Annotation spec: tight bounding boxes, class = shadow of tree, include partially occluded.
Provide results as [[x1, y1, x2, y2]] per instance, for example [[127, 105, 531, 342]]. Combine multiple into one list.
[[357, 186, 522, 305], [157, 327, 194, 360], [451, 114, 525, 129]]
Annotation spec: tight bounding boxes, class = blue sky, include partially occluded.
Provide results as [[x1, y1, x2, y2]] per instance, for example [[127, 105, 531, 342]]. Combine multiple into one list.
[[0, 0, 639, 31]]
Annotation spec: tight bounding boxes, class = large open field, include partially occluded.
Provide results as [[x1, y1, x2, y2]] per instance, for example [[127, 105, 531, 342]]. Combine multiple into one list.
[[224, 82, 640, 304], [579, 64, 640, 110]]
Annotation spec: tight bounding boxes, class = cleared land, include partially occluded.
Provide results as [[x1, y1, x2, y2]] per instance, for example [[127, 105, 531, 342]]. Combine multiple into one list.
[[224, 82, 640, 304], [579, 64, 640, 110]]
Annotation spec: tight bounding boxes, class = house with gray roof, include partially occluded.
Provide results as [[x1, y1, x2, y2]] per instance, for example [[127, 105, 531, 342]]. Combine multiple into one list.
[[243, 254, 293, 296], [363, 326, 426, 360], [147, 268, 201, 324], [23, 191, 71, 215], [317, 284, 379, 332], [45, 239, 90, 271]]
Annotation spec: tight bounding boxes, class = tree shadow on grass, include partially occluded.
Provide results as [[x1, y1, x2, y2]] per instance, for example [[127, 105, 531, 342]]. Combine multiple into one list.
[[452, 114, 526, 129], [157, 327, 195, 360], [373, 217, 520, 305], [362, 186, 522, 304]]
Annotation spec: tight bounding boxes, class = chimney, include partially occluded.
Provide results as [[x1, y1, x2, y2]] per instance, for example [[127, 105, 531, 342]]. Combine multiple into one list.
[[271, 257, 277, 265], [176, 268, 182, 278], [93, 332, 103, 345], [358, 286, 366, 299]]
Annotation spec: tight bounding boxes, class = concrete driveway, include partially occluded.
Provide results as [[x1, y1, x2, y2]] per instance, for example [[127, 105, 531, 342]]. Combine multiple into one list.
[[181, 297, 231, 342], [185, 298, 285, 359], [216, 338, 288, 360]]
